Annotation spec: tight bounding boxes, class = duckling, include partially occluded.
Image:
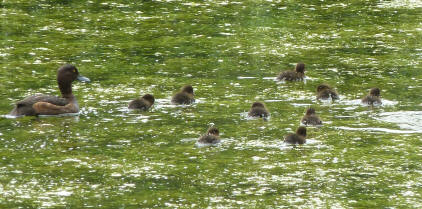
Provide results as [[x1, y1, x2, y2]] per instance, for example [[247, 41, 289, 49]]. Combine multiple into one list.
[[248, 102, 269, 118], [316, 84, 339, 100], [9, 64, 90, 116], [361, 87, 381, 105], [284, 126, 307, 144], [198, 127, 220, 144], [171, 85, 195, 104], [277, 62, 305, 81], [128, 94, 155, 110], [301, 108, 322, 126]]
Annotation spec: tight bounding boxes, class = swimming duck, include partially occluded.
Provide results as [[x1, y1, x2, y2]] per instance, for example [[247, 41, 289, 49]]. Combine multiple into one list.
[[316, 84, 339, 100], [248, 102, 269, 118], [171, 85, 195, 105], [198, 126, 220, 144], [9, 64, 90, 116], [277, 62, 305, 81], [284, 126, 307, 144], [301, 108, 322, 126], [128, 94, 155, 110], [361, 87, 381, 105]]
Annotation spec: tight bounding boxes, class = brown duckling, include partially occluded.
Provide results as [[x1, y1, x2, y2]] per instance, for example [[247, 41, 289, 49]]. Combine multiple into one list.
[[284, 126, 307, 144], [198, 127, 220, 144], [128, 94, 155, 110], [248, 102, 269, 118], [171, 85, 195, 104], [301, 108, 322, 126], [362, 87, 381, 105], [277, 62, 305, 81], [9, 64, 90, 116], [316, 84, 339, 100]]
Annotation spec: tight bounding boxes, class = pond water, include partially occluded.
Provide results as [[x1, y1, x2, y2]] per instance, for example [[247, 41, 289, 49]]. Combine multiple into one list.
[[1, 0, 422, 208]]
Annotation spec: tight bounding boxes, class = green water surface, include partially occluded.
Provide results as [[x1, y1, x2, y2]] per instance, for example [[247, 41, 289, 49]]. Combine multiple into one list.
[[1, 0, 422, 208]]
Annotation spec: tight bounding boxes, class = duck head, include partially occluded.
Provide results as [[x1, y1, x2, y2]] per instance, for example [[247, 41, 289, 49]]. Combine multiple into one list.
[[306, 108, 316, 115], [207, 127, 219, 136], [296, 126, 307, 137], [317, 84, 331, 92], [369, 87, 380, 96], [251, 101, 265, 109], [181, 85, 194, 95], [295, 62, 305, 73], [57, 64, 90, 97], [142, 94, 155, 104]]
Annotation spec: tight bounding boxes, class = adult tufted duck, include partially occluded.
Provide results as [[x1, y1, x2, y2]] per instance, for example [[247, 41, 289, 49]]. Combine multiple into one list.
[[9, 64, 90, 116]]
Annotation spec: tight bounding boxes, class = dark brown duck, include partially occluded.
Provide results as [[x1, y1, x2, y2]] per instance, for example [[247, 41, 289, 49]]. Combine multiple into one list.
[[248, 102, 269, 118], [301, 108, 322, 126], [361, 87, 381, 105], [277, 63, 305, 81], [9, 64, 90, 116], [171, 85, 195, 105], [128, 94, 155, 111], [284, 126, 307, 145], [198, 127, 220, 144], [316, 84, 339, 100]]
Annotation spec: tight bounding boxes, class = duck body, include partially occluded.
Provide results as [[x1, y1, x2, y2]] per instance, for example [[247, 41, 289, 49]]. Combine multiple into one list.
[[277, 63, 305, 81], [198, 127, 220, 144], [284, 127, 307, 145], [9, 95, 70, 116], [128, 94, 155, 111], [316, 84, 339, 100], [248, 102, 269, 118], [198, 135, 220, 144], [8, 64, 89, 117], [362, 88, 381, 105], [171, 85, 195, 105], [301, 108, 322, 126]]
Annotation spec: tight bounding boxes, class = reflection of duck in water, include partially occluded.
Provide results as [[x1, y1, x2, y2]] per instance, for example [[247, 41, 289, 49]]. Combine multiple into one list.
[[362, 87, 381, 105], [198, 127, 220, 144], [316, 84, 339, 100], [171, 85, 195, 105], [284, 126, 307, 144], [277, 63, 306, 81], [301, 108, 322, 126], [128, 94, 155, 111], [9, 64, 90, 116], [248, 102, 269, 119]]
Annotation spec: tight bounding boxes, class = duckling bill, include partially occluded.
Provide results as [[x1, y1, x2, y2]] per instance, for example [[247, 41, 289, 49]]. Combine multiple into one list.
[[171, 85, 195, 105], [277, 63, 305, 81], [361, 87, 381, 105], [128, 94, 155, 111], [9, 64, 90, 116], [284, 126, 307, 145], [198, 127, 220, 144]]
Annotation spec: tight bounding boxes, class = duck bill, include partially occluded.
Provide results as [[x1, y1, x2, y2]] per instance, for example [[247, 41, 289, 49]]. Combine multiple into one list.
[[77, 75, 90, 83]]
